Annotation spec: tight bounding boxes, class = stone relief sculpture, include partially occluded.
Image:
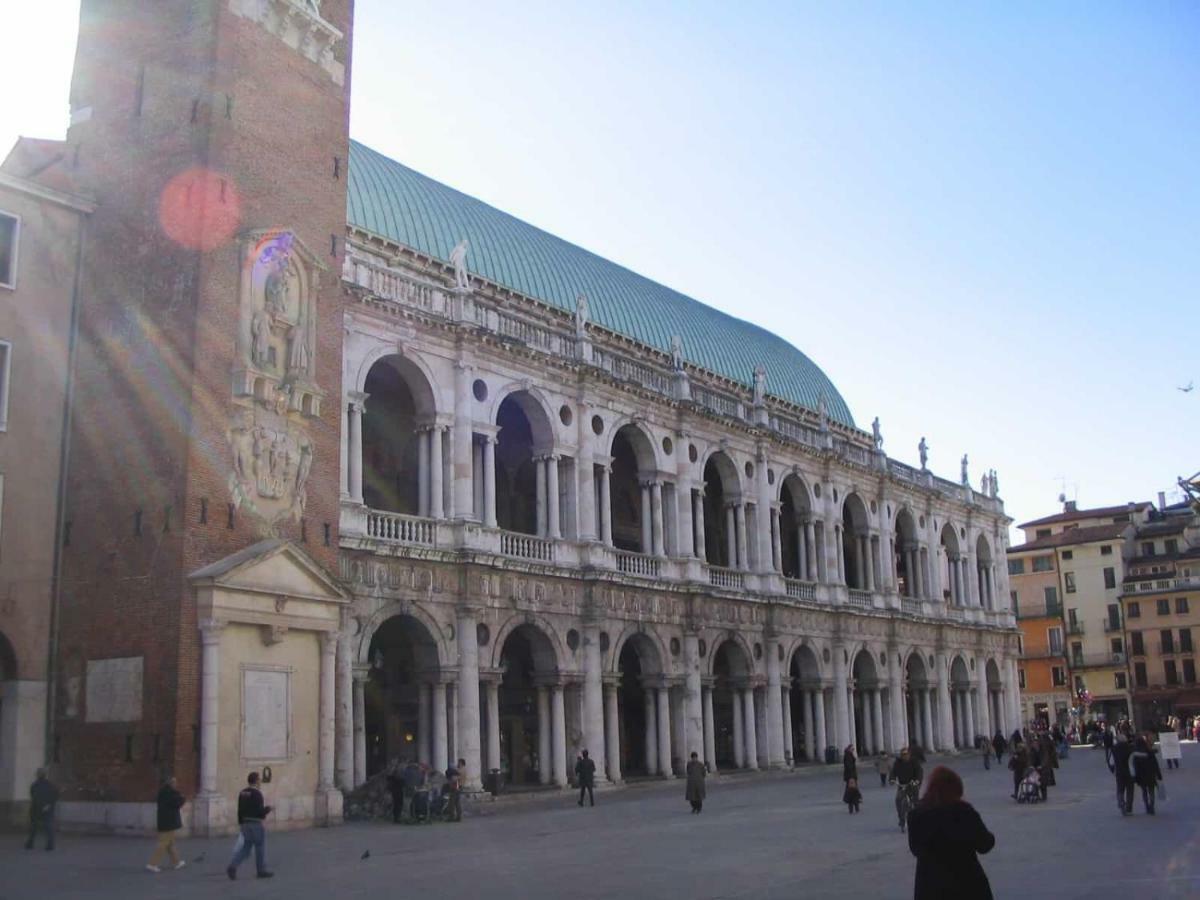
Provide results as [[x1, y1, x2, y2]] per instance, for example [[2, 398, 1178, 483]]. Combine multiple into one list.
[[449, 239, 470, 290]]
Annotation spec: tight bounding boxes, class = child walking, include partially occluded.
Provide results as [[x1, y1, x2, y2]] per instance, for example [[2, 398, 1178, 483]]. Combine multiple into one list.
[[875, 752, 892, 787], [843, 777, 863, 814]]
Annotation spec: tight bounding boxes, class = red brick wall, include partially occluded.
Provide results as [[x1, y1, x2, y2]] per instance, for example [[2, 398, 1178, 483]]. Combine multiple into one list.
[[55, 0, 353, 801]]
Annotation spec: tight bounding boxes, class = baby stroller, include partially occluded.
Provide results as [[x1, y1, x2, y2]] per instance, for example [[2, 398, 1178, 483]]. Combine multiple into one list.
[[1016, 767, 1042, 804]]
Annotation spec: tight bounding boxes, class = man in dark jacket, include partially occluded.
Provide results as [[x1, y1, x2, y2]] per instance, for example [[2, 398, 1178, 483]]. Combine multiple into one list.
[[991, 731, 1006, 764], [575, 749, 597, 807], [1111, 732, 1136, 816], [889, 748, 923, 830], [24, 769, 58, 851], [227, 772, 273, 880], [1130, 735, 1163, 815], [146, 775, 187, 872], [444, 759, 464, 823]]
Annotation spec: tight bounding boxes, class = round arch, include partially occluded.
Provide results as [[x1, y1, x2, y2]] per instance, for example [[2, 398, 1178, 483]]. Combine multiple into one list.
[[841, 492, 873, 590], [354, 346, 441, 415], [894, 507, 921, 598], [355, 602, 450, 667], [701, 451, 744, 567], [786, 640, 823, 685], [609, 423, 661, 553], [490, 385, 557, 451], [705, 632, 756, 677], [488, 613, 565, 673], [493, 388, 559, 535], [361, 354, 441, 514], [609, 626, 667, 676], [779, 473, 816, 580]]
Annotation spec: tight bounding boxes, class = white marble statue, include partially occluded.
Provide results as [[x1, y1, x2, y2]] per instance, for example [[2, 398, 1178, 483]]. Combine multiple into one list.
[[287, 322, 309, 373], [990, 468, 999, 497], [251, 311, 271, 367], [960, 453, 969, 486], [753, 365, 767, 406], [871, 416, 883, 451], [918, 436, 929, 470], [981, 472, 991, 495], [817, 393, 829, 433], [575, 293, 589, 337], [449, 240, 470, 290], [670, 335, 685, 371]]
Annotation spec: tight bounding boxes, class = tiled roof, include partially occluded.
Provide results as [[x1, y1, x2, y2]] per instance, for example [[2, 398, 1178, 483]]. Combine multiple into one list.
[[1017, 503, 1150, 530], [1007, 523, 1129, 553], [346, 141, 855, 426]]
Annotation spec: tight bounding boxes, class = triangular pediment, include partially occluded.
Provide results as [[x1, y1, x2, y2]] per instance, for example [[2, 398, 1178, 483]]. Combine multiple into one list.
[[188, 539, 348, 603]]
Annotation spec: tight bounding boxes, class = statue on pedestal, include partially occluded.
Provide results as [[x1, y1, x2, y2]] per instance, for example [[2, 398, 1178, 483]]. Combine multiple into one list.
[[960, 453, 969, 486], [752, 365, 767, 406], [871, 417, 883, 451], [449, 239, 470, 290], [918, 437, 929, 470], [574, 293, 589, 338], [817, 393, 829, 433], [670, 335, 685, 371]]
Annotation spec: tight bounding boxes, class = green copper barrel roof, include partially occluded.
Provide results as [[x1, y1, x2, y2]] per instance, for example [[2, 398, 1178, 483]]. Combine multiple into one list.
[[346, 140, 855, 427]]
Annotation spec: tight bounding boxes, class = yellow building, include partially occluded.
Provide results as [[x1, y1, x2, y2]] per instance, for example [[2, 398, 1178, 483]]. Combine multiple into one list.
[[1008, 501, 1153, 725]]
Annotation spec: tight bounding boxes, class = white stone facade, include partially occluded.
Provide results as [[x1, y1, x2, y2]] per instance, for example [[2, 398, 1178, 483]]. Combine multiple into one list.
[[330, 235, 1020, 792]]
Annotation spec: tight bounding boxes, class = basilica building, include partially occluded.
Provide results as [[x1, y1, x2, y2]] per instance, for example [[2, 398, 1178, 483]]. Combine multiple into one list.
[[0, 0, 1018, 834]]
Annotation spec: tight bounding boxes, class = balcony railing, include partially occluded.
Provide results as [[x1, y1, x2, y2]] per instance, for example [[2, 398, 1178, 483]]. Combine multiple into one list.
[[1103, 620, 1123, 633], [366, 510, 436, 546], [847, 589, 873, 608], [1067, 622, 1085, 635], [1070, 651, 1127, 669], [614, 550, 662, 578], [902, 598, 923, 615], [784, 578, 816, 601], [499, 531, 555, 563], [707, 566, 745, 590]]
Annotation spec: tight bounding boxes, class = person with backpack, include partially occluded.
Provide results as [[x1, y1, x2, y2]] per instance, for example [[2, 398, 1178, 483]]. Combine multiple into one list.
[[145, 774, 187, 872], [227, 772, 273, 880], [575, 749, 597, 807]]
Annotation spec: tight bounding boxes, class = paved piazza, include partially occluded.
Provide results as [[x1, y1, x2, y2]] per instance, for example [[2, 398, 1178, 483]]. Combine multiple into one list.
[[4, 745, 1197, 900]]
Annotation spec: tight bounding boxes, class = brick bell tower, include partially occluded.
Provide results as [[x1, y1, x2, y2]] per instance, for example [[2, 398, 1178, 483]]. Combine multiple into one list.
[[55, 0, 353, 826]]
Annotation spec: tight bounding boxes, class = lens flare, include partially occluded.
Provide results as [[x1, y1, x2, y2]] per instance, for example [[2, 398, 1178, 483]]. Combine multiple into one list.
[[158, 166, 241, 251]]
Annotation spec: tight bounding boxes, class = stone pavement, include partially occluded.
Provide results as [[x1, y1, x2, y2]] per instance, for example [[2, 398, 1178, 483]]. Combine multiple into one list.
[[4, 745, 1197, 900]]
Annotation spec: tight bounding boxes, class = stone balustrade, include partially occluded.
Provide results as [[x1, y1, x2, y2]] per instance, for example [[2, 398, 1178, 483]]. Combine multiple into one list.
[[499, 530, 556, 563], [366, 510, 436, 546], [614, 549, 662, 578]]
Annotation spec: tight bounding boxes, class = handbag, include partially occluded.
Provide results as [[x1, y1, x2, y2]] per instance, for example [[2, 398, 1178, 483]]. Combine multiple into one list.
[[1156, 782, 1167, 802]]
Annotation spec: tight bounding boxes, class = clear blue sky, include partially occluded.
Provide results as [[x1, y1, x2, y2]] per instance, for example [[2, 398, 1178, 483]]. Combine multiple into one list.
[[5, 1, 1198, 539]]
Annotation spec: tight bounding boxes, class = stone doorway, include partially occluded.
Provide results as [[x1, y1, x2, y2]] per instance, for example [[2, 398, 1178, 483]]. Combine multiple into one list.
[[363, 614, 441, 778]]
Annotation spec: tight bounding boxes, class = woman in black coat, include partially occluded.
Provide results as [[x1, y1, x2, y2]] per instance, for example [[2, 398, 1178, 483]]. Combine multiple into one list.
[[907, 766, 995, 900], [842, 745, 858, 784], [1130, 735, 1163, 814]]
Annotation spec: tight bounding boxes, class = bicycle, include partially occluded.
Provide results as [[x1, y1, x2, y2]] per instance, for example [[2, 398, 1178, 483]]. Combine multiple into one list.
[[892, 780, 920, 832]]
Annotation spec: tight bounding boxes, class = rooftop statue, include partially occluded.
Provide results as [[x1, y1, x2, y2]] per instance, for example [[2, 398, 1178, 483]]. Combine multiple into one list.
[[918, 437, 929, 470], [753, 365, 767, 406], [960, 453, 969, 486], [670, 335, 685, 371], [871, 417, 883, 451], [818, 393, 829, 433], [575, 293, 589, 337], [449, 239, 470, 290]]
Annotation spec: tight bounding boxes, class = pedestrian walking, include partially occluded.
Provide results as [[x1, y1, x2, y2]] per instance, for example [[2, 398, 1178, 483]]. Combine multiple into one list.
[[843, 777, 863, 814], [1130, 735, 1163, 815], [991, 731, 1006, 764], [386, 762, 405, 824], [842, 745, 858, 785], [146, 774, 187, 872], [977, 735, 991, 770], [1103, 725, 1115, 770], [575, 749, 596, 807], [1036, 735, 1057, 801], [907, 766, 995, 900], [1111, 732, 1135, 816], [226, 772, 273, 880], [875, 752, 892, 787], [444, 759, 464, 822], [24, 768, 58, 852], [1007, 744, 1029, 801], [685, 752, 706, 814], [889, 747, 924, 831]]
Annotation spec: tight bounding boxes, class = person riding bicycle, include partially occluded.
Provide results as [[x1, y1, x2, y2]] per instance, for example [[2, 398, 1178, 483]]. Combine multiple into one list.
[[889, 747, 924, 831]]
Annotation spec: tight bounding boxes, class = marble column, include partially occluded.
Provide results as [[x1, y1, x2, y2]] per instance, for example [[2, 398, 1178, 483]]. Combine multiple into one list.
[[657, 687, 673, 777], [683, 635, 703, 760], [639, 482, 653, 553], [864, 537, 875, 591], [796, 523, 808, 580], [432, 680, 449, 771], [815, 689, 828, 759], [604, 683, 621, 783], [805, 520, 817, 581], [318, 632, 337, 792], [735, 503, 749, 571], [198, 620, 223, 801], [693, 490, 706, 560], [482, 435, 497, 528], [537, 685, 552, 785], [801, 689, 814, 761], [651, 481, 666, 558], [456, 609, 482, 789], [546, 455, 561, 539], [725, 505, 737, 567], [935, 655, 954, 750], [765, 639, 785, 767], [418, 681, 432, 765], [888, 655, 906, 753], [576, 401, 596, 541], [551, 683, 568, 787], [967, 689, 978, 745], [535, 457, 548, 536], [335, 630, 353, 791], [600, 465, 613, 546], [781, 687, 794, 764], [485, 680, 501, 773], [582, 625, 606, 779], [348, 398, 365, 504], [920, 689, 934, 751], [429, 426, 445, 519], [732, 690, 745, 768], [872, 690, 885, 754], [453, 362, 473, 518], [644, 688, 658, 774], [702, 686, 717, 772], [859, 692, 873, 753], [771, 508, 783, 572], [417, 427, 431, 516], [352, 667, 368, 787], [742, 688, 759, 770], [832, 647, 850, 749]]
